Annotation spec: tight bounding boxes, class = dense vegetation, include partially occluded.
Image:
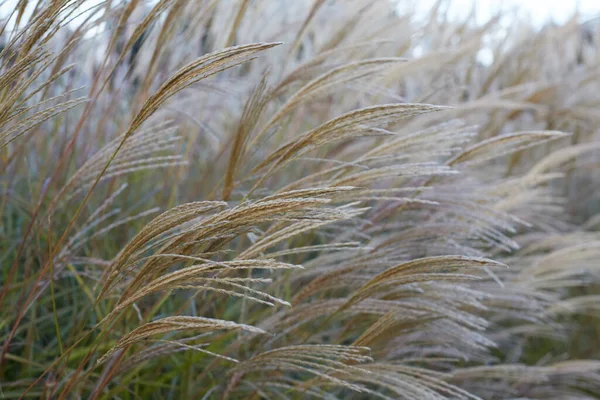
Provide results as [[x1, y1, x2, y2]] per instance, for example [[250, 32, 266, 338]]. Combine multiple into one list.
[[1, 0, 600, 398]]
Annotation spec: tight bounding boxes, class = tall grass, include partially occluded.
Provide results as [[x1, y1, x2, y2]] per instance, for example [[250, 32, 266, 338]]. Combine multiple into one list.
[[1, 0, 600, 398]]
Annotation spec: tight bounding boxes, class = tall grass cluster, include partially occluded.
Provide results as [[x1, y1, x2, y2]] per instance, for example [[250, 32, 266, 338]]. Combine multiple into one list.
[[1, 0, 600, 398]]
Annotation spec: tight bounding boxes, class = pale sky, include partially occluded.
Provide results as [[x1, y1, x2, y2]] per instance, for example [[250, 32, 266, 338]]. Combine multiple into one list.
[[405, 0, 600, 26]]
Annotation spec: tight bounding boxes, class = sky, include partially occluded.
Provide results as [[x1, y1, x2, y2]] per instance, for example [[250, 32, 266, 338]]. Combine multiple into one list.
[[405, 0, 600, 26]]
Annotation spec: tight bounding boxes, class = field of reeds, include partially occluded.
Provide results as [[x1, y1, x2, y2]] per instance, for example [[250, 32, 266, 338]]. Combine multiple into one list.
[[1, 0, 600, 398]]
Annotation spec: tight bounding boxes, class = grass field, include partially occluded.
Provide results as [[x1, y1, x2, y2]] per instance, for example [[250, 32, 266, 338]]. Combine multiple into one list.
[[1, 0, 600, 398]]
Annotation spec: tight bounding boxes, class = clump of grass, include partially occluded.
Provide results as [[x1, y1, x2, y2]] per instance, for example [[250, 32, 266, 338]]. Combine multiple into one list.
[[1, 0, 600, 399]]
